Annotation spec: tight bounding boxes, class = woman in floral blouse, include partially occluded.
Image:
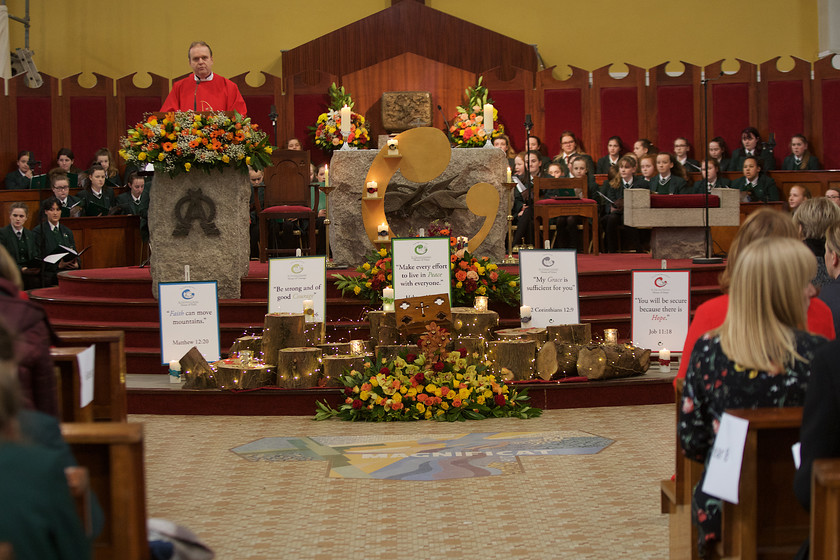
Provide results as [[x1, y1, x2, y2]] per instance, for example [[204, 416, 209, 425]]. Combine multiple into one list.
[[678, 236, 827, 558]]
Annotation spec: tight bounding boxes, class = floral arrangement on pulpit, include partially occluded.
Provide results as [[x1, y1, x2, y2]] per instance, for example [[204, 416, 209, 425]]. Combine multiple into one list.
[[119, 111, 273, 178], [315, 322, 540, 422], [310, 83, 370, 151], [332, 221, 520, 307], [449, 77, 505, 148]]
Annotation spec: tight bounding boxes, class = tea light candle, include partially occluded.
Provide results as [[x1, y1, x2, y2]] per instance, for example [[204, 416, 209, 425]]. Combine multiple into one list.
[[349, 339, 365, 355], [366, 181, 378, 198], [382, 287, 395, 312], [474, 296, 489, 312], [483, 103, 494, 134], [324, 164, 329, 187], [239, 350, 253, 366], [520, 305, 532, 326], [604, 329, 618, 345], [506, 166, 512, 182], [303, 299, 315, 323], [340, 105, 352, 134], [659, 348, 671, 373]]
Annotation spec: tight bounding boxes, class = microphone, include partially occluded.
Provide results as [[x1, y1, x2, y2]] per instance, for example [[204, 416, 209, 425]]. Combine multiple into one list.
[[269, 105, 278, 126], [525, 114, 533, 131], [437, 105, 453, 142]]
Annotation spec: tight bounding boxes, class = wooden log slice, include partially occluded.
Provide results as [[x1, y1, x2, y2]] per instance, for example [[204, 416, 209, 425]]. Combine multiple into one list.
[[576, 344, 651, 380], [180, 346, 217, 389], [322, 355, 371, 387], [547, 323, 592, 346], [262, 313, 305, 365], [487, 340, 535, 381], [276, 347, 323, 388], [215, 362, 274, 390], [228, 335, 262, 357], [535, 341, 583, 380], [495, 327, 548, 349], [375, 344, 420, 363], [451, 307, 499, 338]]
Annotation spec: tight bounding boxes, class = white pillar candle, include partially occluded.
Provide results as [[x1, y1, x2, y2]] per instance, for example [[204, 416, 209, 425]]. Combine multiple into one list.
[[366, 181, 378, 198], [169, 360, 181, 383], [659, 348, 671, 372], [340, 105, 352, 135], [520, 305, 532, 326], [377, 223, 389, 241], [418, 228, 425, 237], [382, 287, 395, 312], [544, 239, 551, 249], [303, 299, 315, 323], [506, 166, 512, 182], [324, 164, 329, 187], [296, 248, 302, 257], [483, 103, 494, 134], [474, 296, 489, 312]]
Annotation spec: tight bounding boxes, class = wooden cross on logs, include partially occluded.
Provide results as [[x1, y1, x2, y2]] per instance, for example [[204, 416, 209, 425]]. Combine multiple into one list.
[[395, 293, 452, 335]]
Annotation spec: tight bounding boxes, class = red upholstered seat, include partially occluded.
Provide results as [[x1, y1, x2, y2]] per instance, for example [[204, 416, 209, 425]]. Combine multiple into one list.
[[650, 194, 720, 209], [535, 198, 598, 205], [261, 205, 312, 213]]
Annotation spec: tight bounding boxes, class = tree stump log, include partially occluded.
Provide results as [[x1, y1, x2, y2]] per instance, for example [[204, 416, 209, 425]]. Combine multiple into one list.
[[547, 324, 592, 345], [451, 307, 499, 339], [368, 310, 399, 346], [215, 362, 274, 390], [304, 322, 325, 347], [276, 347, 323, 388], [228, 335, 262, 358], [322, 355, 370, 387], [317, 342, 353, 356], [495, 327, 548, 349], [535, 341, 584, 380], [262, 313, 305, 365], [487, 340, 535, 381], [375, 344, 420, 363], [180, 346, 217, 389], [576, 344, 651, 380], [453, 336, 486, 359]]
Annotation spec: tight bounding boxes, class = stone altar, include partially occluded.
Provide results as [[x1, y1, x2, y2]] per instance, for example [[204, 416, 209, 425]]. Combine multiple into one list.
[[149, 169, 251, 299], [329, 147, 508, 266]]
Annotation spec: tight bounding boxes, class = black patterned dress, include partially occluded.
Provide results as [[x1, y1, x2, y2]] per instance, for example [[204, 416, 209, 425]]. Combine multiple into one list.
[[678, 330, 826, 557]]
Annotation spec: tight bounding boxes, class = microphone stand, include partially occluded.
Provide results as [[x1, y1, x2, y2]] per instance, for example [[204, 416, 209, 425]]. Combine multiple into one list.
[[693, 74, 723, 265], [437, 105, 454, 145], [269, 105, 279, 147]]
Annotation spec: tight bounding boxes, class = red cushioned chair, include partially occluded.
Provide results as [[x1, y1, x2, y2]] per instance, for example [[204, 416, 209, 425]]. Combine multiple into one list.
[[532, 177, 599, 255], [258, 149, 316, 262]]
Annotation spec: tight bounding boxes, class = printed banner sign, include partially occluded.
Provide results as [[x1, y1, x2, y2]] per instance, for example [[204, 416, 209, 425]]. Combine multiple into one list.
[[268, 256, 327, 321], [632, 270, 690, 351], [519, 249, 579, 327], [392, 237, 451, 300], [159, 281, 220, 364]]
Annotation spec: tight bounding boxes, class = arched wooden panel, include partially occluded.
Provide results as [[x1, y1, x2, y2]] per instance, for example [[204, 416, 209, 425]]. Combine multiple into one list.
[[591, 64, 645, 159], [812, 55, 840, 169], [538, 66, 590, 159], [648, 62, 701, 159], [759, 57, 812, 168], [116, 72, 171, 135], [229, 72, 282, 146], [61, 73, 115, 170], [482, 65, 536, 153], [10, 72, 59, 177], [284, 70, 338, 167], [706, 59, 758, 157]]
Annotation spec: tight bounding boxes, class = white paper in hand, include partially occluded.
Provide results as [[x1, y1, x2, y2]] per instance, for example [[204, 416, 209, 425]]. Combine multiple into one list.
[[701, 412, 749, 504], [77, 345, 95, 408]]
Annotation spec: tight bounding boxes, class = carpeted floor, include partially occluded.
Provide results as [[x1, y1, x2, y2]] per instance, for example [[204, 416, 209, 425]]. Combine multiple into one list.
[[136, 403, 675, 559]]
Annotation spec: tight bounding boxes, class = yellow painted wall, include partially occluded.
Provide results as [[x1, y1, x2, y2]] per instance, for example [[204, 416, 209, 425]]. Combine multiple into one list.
[[4, 0, 819, 83]]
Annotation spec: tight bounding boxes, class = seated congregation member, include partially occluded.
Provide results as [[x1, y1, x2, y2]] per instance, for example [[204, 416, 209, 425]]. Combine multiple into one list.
[[546, 161, 565, 179], [527, 135, 552, 170], [49, 171, 82, 218], [599, 155, 644, 253], [707, 136, 730, 172], [675, 208, 835, 386], [493, 134, 517, 168], [54, 148, 83, 187], [553, 131, 593, 175], [512, 151, 547, 247], [32, 197, 79, 287], [79, 164, 117, 216], [679, 236, 826, 558], [728, 126, 774, 172], [818, 222, 840, 337], [248, 167, 264, 259], [731, 156, 779, 202], [673, 137, 701, 171], [595, 136, 624, 174], [792, 197, 840, 289], [93, 148, 121, 187], [633, 138, 655, 160], [827, 188, 840, 207], [649, 153, 690, 194], [788, 184, 811, 213], [4, 151, 34, 190], [286, 138, 303, 150], [692, 159, 730, 193], [637, 153, 658, 189], [552, 155, 593, 250], [0, 203, 40, 288], [782, 134, 821, 170], [0, 247, 59, 416], [117, 171, 150, 242]]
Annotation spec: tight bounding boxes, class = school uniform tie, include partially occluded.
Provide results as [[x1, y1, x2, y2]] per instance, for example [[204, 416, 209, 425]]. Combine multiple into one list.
[[53, 226, 63, 245], [15, 230, 21, 241], [795, 158, 801, 166]]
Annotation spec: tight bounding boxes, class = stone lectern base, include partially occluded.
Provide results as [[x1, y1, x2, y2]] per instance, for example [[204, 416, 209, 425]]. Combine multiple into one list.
[[149, 169, 251, 299]]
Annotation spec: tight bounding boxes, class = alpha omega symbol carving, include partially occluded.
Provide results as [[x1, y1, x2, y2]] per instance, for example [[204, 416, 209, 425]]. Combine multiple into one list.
[[172, 188, 221, 237]]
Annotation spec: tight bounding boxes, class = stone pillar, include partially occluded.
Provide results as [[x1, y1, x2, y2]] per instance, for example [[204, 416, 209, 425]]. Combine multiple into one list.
[[149, 169, 251, 299]]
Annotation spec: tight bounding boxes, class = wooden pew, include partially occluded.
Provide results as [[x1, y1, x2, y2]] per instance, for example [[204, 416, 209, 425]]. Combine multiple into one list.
[[55, 330, 128, 422], [811, 458, 840, 560], [715, 407, 807, 560], [61, 422, 149, 560], [51, 346, 94, 423]]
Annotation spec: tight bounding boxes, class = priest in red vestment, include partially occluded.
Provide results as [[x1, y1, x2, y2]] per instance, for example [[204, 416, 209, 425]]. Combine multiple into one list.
[[161, 41, 247, 116]]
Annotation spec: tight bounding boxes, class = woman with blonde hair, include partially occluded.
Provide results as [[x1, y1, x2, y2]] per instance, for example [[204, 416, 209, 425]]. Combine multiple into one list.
[[675, 208, 835, 385], [679, 236, 827, 558], [818, 221, 840, 335], [792, 197, 840, 288]]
